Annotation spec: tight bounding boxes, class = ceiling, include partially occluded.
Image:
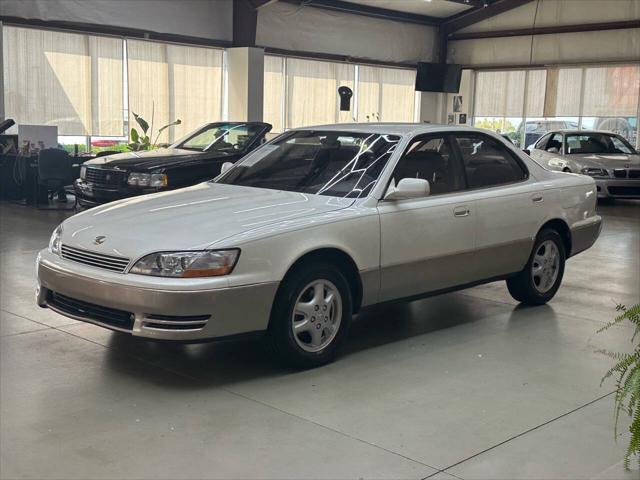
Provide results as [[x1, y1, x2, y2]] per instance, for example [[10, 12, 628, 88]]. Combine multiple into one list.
[[343, 0, 474, 18]]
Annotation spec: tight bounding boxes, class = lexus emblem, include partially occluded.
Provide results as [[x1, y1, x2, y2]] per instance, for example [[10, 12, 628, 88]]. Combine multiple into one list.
[[93, 236, 107, 245]]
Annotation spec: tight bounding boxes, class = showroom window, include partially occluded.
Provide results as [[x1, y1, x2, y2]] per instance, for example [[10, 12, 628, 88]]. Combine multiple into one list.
[[127, 39, 223, 144], [3, 26, 224, 150], [3, 26, 124, 137], [264, 56, 417, 133], [473, 65, 640, 148]]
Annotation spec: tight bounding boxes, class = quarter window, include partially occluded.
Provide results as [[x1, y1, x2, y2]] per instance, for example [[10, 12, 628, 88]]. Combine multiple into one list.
[[454, 135, 527, 189], [391, 136, 464, 195]]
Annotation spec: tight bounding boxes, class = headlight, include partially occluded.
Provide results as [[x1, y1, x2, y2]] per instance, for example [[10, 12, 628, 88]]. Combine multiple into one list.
[[49, 225, 63, 255], [127, 172, 168, 187], [80, 166, 86, 180], [129, 249, 240, 278], [580, 168, 609, 178]]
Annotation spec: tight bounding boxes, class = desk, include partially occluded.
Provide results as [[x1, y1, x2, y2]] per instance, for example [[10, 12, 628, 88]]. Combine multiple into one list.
[[0, 154, 83, 203]]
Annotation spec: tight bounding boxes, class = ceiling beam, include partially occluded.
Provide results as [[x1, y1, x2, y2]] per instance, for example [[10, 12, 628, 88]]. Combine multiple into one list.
[[441, 0, 487, 7], [441, 0, 534, 34], [449, 19, 640, 39], [279, 0, 441, 26]]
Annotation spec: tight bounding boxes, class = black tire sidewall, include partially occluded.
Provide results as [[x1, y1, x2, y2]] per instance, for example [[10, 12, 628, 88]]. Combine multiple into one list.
[[269, 263, 353, 368], [524, 229, 566, 303]]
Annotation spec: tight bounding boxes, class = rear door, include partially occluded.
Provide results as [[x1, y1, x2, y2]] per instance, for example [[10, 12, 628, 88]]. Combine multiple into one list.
[[451, 133, 545, 280]]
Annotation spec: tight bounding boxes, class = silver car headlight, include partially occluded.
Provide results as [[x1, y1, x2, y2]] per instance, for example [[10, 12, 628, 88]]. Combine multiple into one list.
[[127, 172, 168, 187], [49, 224, 63, 256], [80, 165, 87, 180], [129, 249, 240, 278], [580, 167, 609, 178]]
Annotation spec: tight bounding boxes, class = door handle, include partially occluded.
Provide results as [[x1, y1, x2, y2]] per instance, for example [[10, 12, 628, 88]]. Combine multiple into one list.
[[531, 194, 544, 204], [453, 205, 471, 217]]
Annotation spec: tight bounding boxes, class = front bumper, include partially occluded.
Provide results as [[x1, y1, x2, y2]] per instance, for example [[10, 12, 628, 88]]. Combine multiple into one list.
[[594, 178, 640, 199], [36, 250, 278, 341], [74, 179, 163, 208]]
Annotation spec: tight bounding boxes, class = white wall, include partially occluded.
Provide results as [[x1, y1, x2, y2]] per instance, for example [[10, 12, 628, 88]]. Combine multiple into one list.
[[0, 0, 233, 42], [448, 0, 640, 66], [256, 1, 437, 64]]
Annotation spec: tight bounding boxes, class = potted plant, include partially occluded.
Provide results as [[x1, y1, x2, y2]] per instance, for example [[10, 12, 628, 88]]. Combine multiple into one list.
[[599, 303, 640, 469]]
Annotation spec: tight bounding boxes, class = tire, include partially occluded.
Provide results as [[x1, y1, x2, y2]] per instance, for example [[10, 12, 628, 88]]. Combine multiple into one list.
[[266, 262, 353, 368], [507, 229, 566, 305]]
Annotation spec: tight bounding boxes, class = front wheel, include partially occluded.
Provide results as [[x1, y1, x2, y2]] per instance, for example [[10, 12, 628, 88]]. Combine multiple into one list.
[[266, 263, 352, 368], [507, 229, 566, 305]]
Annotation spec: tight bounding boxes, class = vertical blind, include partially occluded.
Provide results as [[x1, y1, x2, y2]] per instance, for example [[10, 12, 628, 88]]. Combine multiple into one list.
[[263, 55, 284, 134], [476, 65, 640, 119], [285, 57, 354, 129], [3, 26, 123, 136], [265, 56, 416, 131], [127, 40, 223, 143]]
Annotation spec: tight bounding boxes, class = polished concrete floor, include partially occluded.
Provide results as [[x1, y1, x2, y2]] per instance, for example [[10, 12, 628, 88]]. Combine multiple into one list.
[[1, 200, 639, 479]]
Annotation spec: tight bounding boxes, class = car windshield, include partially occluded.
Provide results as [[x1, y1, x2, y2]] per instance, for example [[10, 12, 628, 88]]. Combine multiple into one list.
[[217, 130, 401, 198], [174, 123, 265, 153], [565, 133, 636, 155]]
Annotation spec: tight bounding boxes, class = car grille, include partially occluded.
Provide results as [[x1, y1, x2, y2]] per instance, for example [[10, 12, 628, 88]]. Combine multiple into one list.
[[613, 169, 627, 178], [608, 186, 640, 196], [629, 169, 640, 179], [61, 244, 130, 273], [47, 291, 134, 330], [85, 167, 128, 186]]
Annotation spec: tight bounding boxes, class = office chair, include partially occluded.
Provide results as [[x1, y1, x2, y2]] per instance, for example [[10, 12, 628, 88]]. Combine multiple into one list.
[[37, 148, 76, 210]]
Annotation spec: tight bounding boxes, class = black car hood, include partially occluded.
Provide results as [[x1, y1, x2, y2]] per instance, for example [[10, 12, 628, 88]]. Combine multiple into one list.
[[83, 148, 232, 171]]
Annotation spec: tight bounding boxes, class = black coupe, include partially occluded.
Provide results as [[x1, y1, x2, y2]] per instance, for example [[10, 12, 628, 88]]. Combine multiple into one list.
[[74, 122, 272, 207]]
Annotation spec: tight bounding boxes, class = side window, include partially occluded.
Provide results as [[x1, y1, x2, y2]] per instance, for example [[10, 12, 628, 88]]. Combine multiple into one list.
[[454, 135, 527, 189], [535, 133, 551, 150], [546, 133, 563, 153], [391, 136, 464, 196]]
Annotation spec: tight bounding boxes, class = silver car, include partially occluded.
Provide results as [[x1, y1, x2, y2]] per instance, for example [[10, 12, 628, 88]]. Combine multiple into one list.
[[528, 130, 640, 199]]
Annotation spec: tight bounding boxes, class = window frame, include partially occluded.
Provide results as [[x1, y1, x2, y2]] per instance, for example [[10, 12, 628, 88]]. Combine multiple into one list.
[[381, 133, 467, 200], [450, 132, 530, 192]]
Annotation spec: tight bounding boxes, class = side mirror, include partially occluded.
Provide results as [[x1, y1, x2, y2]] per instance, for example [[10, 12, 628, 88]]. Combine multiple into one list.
[[384, 178, 430, 201], [220, 161, 234, 174], [523, 149, 531, 155], [547, 147, 559, 154]]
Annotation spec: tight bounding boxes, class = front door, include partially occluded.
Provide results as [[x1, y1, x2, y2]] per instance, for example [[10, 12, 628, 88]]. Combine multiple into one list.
[[378, 134, 476, 302]]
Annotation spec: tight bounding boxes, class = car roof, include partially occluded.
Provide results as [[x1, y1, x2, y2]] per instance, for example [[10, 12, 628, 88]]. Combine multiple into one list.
[[287, 122, 484, 136]]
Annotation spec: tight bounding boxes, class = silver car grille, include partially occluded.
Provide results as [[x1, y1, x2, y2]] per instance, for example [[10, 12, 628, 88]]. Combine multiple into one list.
[[61, 245, 130, 273]]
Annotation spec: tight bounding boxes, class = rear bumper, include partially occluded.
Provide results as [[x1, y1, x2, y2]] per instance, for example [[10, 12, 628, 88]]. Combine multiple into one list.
[[594, 178, 640, 199], [36, 250, 278, 341], [74, 179, 161, 208], [570, 216, 602, 257]]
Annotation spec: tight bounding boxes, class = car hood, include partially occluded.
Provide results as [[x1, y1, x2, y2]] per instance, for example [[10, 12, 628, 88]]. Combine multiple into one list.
[[61, 183, 353, 258], [83, 148, 230, 171], [567, 153, 640, 170]]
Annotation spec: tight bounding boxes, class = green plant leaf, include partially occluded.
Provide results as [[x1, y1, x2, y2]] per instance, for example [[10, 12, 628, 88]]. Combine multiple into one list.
[[133, 112, 149, 134], [130, 128, 139, 143], [157, 119, 182, 135]]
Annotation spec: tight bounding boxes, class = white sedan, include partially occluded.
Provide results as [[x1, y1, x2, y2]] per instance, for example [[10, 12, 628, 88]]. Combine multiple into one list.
[[37, 124, 602, 367]]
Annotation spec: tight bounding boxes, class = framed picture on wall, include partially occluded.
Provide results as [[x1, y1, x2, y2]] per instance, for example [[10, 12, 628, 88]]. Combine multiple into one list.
[[458, 113, 467, 124], [447, 114, 455, 125], [453, 96, 463, 113]]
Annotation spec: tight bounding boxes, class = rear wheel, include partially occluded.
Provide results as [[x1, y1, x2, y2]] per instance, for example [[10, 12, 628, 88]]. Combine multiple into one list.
[[266, 262, 352, 368], [507, 229, 565, 305]]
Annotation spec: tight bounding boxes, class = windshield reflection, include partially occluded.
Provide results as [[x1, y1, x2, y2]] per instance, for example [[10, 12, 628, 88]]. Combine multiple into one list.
[[217, 130, 400, 198]]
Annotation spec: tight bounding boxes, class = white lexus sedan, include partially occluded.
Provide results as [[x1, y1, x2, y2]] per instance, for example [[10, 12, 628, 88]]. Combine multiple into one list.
[[37, 124, 602, 367]]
